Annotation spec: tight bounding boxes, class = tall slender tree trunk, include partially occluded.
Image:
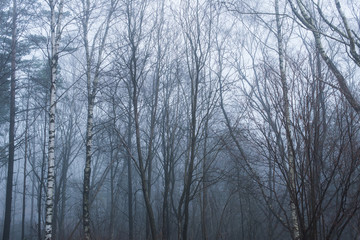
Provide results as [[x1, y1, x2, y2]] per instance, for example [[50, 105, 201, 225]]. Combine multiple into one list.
[[146, 166, 152, 240], [30, 170, 35, 237], [180, 2, 211, 237], [127, 97, 134, 240], [22, 85, 30, 240], [182, 70, 199, 240], [275, 0, 300, 239], [2, 0, 17, 238], [45, 0, 63, 239], [52, 180, 60, 237], [59, 132, 71, 240], [267, 145, 274, 240], [109, 142, 117, 240], [127, 156, 134, 240], [309, 48, 325, 240], [201, 115, 209, 240], [83, 99, 94, 240], [109, 152, 114, 240], [81, 1, 116, 237], [38, 110, 47, 240], [11, 170, 19, 237], [162, 165, 170, 240], [59, 178, 67, 239], [161, 98, 171, 240], [30, 110, 36, 238], [133, 84, 157, 240], [82, 0, 93, 235], [145, 44, 161, 240]]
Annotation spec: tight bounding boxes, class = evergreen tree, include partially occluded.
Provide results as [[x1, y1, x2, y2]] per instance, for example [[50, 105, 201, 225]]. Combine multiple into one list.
[[0, 0, 12, 124]]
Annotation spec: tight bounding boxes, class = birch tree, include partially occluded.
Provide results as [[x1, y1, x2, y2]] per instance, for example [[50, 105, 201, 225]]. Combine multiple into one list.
[[275, 0, 300, 238], [45, 0, 65, 238], [287, 0, 360, 113], [80, 0, 118, 238]]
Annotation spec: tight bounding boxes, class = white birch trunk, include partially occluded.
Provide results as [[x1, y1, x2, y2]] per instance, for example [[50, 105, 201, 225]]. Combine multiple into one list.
[[45, 0, 64, 239], [275, 0, 300, 239]]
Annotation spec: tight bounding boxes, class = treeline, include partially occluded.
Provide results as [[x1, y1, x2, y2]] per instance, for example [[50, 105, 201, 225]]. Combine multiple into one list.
[[1, 0, 360, 239]]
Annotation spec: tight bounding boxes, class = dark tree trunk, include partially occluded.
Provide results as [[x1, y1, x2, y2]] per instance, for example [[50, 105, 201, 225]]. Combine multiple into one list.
[[38, 110, 47, 240], [21, 83, 30, 240], [2, 0, 16, 238], [127, 97, 134, 240]]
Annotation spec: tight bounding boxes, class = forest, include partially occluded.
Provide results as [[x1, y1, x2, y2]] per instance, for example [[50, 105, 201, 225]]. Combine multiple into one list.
[[1, 0, 360, 239]]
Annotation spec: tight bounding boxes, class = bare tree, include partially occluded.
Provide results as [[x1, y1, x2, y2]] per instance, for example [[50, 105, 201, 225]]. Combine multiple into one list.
[[175, 1, 213, 239], [127, 2, 157, 238], [287, 0, 360, 113], [44, 0, 65, 238], [275, 0, 300, 238], [80, 0, 118, 238], [21, 71, 31, 240], [2, 0, 360, 239]]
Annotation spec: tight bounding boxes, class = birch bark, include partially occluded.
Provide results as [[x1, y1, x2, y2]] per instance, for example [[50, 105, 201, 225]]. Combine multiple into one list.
[[81, 0, 117, 238], [287, 0, 360, 113], [275, 0, 300, 239], [45, 0, 64, 239]]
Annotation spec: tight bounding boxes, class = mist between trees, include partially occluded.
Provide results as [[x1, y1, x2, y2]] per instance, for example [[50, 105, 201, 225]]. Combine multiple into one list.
[[1, 0, 360, 239]]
